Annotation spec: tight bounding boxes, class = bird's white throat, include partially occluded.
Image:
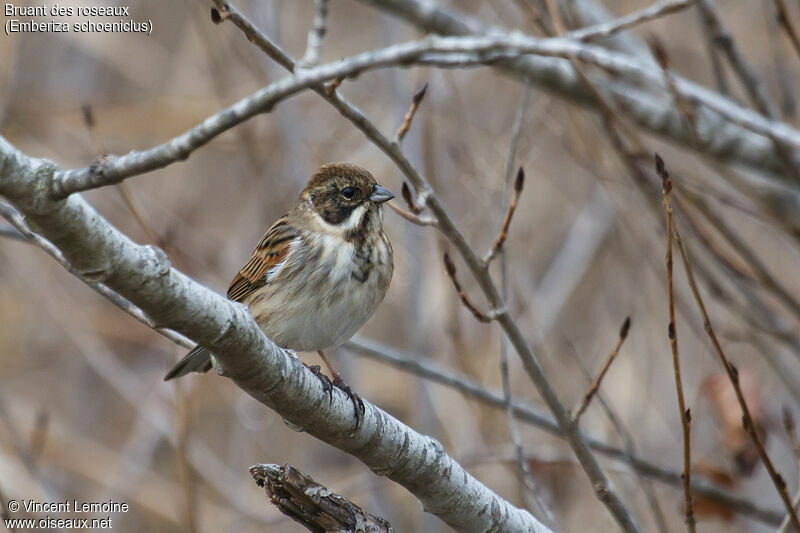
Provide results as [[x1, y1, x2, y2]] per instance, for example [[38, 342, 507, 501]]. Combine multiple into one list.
[[315, 204, 368, 234]]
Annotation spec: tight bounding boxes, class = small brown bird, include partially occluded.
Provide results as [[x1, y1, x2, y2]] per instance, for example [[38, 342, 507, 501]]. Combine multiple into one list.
[[164, 163, 394, 417]]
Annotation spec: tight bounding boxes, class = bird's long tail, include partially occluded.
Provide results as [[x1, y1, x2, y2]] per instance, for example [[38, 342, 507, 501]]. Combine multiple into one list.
[[164, 345, 213, 381]]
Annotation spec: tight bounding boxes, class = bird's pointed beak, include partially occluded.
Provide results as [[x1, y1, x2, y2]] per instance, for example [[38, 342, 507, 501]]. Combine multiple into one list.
[[370, 184, 395, 204]]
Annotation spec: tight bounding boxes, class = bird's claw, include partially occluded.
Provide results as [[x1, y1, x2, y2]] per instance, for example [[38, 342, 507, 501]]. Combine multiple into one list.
[[333, 376, 365, 429], [306, 364, 333, 403]]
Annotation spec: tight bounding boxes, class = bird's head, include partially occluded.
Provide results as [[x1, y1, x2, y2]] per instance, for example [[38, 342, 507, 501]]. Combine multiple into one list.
[[302, 163, 394, 227]]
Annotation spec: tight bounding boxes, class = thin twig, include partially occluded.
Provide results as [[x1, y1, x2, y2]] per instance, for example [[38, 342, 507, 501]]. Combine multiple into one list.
[[394, 83, 428, 143], [676, 186, 800, 321], [400, 181, 425, 213], [766, 2, 796, 118], [785, 409, 800, 461], [696, 5, 729, 96], [671, 194, 755, 282], [780, 408, 800, 532], [774, 0, 800, 61], [300, 0, 330, 68], [655, 154, 696, 532], [386, 202, 436, 226], [673, 228, 800, 531], [485, 167, 525, 265], [82, 104, 164, 245], [572, 317, 631, 423], [564, 341, 670, 533], [116, 182, 161, 244], [443, 252, 491, 323], [567, 0, 699, 42], [649, 38, 701, 145]]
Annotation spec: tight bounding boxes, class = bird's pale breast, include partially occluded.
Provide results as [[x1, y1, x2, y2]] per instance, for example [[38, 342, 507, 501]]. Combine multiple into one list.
[[244, 229, 392, 352]]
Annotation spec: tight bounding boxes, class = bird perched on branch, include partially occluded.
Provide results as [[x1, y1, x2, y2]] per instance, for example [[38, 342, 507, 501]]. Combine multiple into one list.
[[164, 163, 394, 422]]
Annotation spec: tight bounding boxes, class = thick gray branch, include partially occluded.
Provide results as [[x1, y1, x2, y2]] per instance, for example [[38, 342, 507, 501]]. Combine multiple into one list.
[[0, 137, 548, 533], [52, 33, 800, 197]]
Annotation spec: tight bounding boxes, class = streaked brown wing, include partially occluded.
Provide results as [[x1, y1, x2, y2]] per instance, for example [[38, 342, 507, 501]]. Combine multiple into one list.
[[226, 217, 298, 302]]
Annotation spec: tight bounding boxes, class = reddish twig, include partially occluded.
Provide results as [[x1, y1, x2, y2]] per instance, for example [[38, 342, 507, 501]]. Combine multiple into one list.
[[485, 167, 525, 265], [572, 317, 631, 423], [394, 83, 428, 143], [386, 202, 436, 226], [401, 182, 425, 213], [674, 227, 800, 531], [655, 154, 696, 532], [443, 252, 491, 323]]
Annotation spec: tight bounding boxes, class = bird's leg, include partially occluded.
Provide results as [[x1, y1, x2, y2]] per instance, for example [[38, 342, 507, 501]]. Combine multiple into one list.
[[317, 350, 365, 426]]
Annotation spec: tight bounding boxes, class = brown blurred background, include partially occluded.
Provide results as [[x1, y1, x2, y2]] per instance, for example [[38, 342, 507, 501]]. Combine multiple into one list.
[[2, 1, 800, 531]]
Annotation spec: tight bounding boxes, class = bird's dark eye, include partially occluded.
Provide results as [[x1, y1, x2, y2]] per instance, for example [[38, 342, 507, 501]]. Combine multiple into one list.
[[340, 186, 355, 199]]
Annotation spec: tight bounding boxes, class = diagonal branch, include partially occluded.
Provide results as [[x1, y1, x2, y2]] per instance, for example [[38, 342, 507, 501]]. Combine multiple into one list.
[[566, 0, 699, 42], [443, 253, 492, 323], [773, 0, 800, 61], [485, 167, 525, 265], [572, 316, 631, 423], [394, 83, 428, 143], [0, 137, 548, 533], [49, 33, 800, 198]]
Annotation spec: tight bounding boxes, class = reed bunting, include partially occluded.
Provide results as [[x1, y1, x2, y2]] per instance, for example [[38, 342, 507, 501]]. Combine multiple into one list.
[[165, 163, 394, 420]]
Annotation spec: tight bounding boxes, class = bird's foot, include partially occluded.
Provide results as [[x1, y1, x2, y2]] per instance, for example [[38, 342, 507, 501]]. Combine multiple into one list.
[[306, 364, 333, 403], [332, 376, 365, 429]]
